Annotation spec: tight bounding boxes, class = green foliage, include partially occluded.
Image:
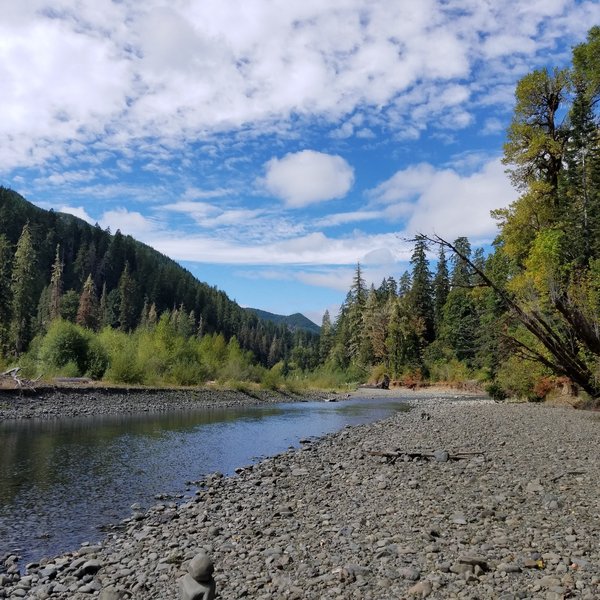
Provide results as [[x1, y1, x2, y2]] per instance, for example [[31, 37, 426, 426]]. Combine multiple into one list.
[[496, 355, 549, 401], [38, 320, 90, 376], [485, 381, 508, 402]]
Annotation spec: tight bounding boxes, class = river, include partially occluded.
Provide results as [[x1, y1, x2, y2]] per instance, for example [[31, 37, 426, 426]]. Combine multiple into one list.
[[0, 394, 409, 566]]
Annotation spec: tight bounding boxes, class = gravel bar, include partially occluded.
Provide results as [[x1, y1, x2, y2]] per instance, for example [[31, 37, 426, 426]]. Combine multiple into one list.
[[2, 390, 600, 599], [0, 386, 329, 421]]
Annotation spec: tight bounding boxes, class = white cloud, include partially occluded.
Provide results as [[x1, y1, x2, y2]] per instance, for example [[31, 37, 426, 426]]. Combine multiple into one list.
[[262, 150, 355, 207], [147, 230, 411, 266], [100, 208, 160, 237], [2, 0, 597, 172], [56, 205, 95, 224], [368, 158, 517, 242]]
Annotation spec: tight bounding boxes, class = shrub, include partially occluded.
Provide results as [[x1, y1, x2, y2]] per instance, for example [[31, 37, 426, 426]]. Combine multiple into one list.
[[485, 380, 507, 401], [496, 355, 549, 401], [86, 337, 109, 379], [38, 320, 90, 376]]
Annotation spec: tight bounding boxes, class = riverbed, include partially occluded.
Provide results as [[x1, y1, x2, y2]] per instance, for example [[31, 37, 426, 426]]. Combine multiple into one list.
[[0, 390, 411, 567], [3, 390, 599, 599]]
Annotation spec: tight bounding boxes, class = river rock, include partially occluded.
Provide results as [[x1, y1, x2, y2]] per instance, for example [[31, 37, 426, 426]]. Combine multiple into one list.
[[187, 551, 214, 582]]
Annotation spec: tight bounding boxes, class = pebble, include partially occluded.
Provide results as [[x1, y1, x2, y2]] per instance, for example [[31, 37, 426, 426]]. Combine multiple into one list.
[[3, 391, 600, 600]]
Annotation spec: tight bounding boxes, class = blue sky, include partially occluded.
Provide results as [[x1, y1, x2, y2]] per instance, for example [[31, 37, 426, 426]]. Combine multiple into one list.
[[1, 1, 598, 325]]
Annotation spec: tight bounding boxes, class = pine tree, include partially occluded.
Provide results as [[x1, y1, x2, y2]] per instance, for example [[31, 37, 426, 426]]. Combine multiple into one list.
[[346, 263, 368, 362], [433, 246, 449, 334], [49, 244, 63, 322], [10, 223, 37, 354], [0, 234, 12, 350], [76, 274, 98, 330], [409, 237, 434, 343], [118, 262, 137, 332], [319, 309, 334, 363]]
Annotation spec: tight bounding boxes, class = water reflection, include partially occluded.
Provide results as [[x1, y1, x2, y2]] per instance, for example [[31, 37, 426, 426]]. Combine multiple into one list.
[[0, 395, 409, 564]]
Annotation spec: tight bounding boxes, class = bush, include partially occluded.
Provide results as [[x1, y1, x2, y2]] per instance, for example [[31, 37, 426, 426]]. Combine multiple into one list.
[[38, 320, 90, 376], [496, 355, 549, 401], [86, 337, 109, 379], [485, 380, 507, 401]]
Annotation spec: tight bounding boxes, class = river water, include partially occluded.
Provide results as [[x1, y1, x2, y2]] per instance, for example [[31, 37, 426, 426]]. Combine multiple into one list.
[[0, 394, 409, 565]]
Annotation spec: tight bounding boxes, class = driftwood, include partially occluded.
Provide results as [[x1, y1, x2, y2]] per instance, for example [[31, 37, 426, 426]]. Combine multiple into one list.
[[368, 449, 485, 464], [549, 470, 586, 483], [0, 367, 42, 391]]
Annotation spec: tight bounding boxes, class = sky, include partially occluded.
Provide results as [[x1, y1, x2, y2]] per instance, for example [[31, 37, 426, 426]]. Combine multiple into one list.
[[1, 1, 599, 326]]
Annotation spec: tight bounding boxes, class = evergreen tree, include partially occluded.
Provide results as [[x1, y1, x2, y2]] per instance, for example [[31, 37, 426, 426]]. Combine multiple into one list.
[[10, 223, 37, 354], [77, 274, 98, 330], [346, 263, 368, 362], [49, 244, 63, 322], [319, 309, 334, 363], [409, 237, 434, 342], [433, 246, 449, 334], [118, 262, 137, 332], [0, 234, 12, 350]]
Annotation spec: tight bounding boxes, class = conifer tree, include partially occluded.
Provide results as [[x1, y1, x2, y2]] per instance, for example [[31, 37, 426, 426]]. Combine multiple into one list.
[[10, 223, 37, 354], [0, 234, 12, 349], [433, 246, 449, 334], [49, 244, 63, 322], [319, 309, 334, 362], [77, 274, 98, 330], [118, 262, 137, 332], [409, 237, 434, 342]]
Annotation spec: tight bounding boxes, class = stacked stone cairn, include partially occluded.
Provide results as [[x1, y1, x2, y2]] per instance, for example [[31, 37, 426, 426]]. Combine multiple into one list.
[[179, 550, 215, 600]]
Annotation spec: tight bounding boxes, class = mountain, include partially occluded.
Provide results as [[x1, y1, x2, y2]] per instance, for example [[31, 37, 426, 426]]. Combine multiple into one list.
[[0, 187, 320, 366], [245, 308, 321, 334]]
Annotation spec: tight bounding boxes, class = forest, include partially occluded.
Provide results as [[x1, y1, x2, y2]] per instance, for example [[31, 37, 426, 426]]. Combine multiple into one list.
[[0, 188, 321, 388], [1, 27, 599, 399], [321, 27, 600, 401]]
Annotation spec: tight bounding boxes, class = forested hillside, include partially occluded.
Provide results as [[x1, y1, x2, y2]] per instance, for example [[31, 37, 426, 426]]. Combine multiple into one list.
[[0, 188, 319, 380], [245, 309, 321, 335], [321, 28, 600, 401]]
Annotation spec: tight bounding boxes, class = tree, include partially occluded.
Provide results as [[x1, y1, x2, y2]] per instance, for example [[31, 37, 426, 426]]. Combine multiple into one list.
[[319, 309, 334, 363], [0, 234, 12, 350], [409, 237, 434, 342], [49, 244, 63, 322], [118, 262, 137, 332], [433, 246, 449, 334], [10, 223, 37, 354], [77, 274, 99, 330]]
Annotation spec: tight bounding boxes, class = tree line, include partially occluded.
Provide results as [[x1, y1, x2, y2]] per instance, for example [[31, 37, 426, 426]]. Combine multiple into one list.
[[321, 27, 600, 400], [0, 188, 320, 383]]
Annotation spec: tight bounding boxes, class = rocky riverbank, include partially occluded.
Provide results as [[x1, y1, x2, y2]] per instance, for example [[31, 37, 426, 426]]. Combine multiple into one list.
[[2, 391, 600, 599], [0, 385, 329, 421]]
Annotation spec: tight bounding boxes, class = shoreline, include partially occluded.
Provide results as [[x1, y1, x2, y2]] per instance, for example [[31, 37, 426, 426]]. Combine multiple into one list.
[[3, 391, 599, 599], [0, 385, 332, 421]]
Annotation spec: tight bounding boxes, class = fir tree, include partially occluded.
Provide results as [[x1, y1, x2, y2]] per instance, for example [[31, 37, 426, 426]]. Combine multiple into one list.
[[409, 237, 434, 342], [433, 246, 449, 334], [0, 234, 12, 350], [10, 223, 37, 354], [118, 262, 137, 332], [49, 244, 63, 322], [76, 274, 98, 330]]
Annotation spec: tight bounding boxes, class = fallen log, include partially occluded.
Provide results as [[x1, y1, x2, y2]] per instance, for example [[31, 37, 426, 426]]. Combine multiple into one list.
[[368, 449, 485, 464], [1, 367, 43, 391]]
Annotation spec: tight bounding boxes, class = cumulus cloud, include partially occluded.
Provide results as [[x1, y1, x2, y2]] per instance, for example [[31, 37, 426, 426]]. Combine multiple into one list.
[[1, 0, 597, 172], [368, 158, 517, 242], [147, 230, 410, 266], [263, 150, 355, 207], [100, 208, 160, 237]]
